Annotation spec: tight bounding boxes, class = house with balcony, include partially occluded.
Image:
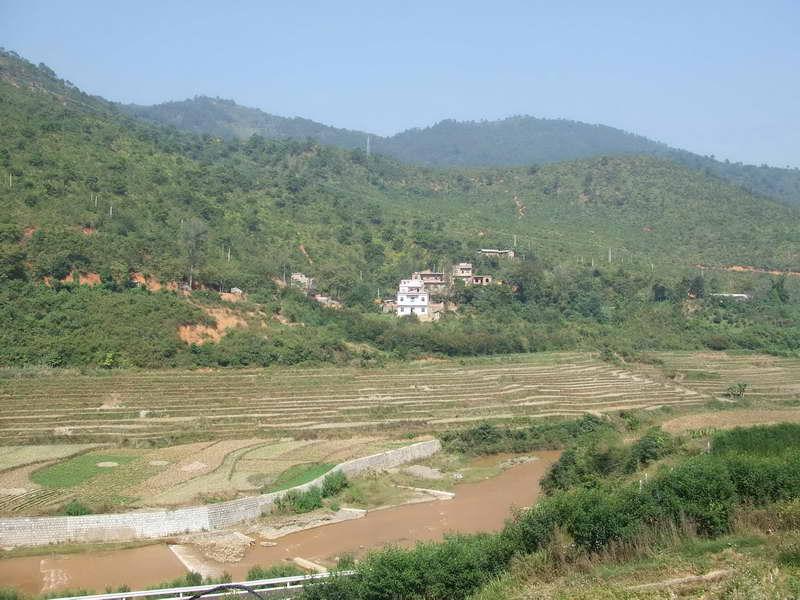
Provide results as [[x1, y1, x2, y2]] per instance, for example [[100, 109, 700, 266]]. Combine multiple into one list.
[[396, 276, 430, 319]]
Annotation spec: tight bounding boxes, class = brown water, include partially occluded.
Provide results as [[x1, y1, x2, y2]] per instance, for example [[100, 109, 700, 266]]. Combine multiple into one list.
[[0, 452, 559, 595]]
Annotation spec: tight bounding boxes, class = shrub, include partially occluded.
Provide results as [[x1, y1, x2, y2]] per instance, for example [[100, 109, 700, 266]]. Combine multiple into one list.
[[712, 423, 800, 456], [441, 415, 613, 456], [321, 471, 349, 497], [247, 564, 304, 580], [63, 499, 91, 516], [336, 553, 356, 570], [0, 588, 21, 600], [649, 457, 737, 536], [626, 427, 674, 471], [275, 487, 323, 514]]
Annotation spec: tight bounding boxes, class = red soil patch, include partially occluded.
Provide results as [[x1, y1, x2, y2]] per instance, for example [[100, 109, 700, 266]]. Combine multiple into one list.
[[81, 226, 95, 235], [60, 271, 102, 286], [130, 272, 162, 292], [219, 292, 244, 303], [178, 307, 247, 345], [22, 226, 36, 240]]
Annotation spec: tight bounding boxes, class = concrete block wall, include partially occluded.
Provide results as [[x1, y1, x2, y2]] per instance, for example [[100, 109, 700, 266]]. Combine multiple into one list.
[[0, 439, 441, 546]]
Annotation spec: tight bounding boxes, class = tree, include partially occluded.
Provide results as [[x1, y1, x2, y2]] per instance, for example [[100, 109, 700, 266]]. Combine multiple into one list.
[[182, 218, 208, 289], [768, 276, 790, 304], [683, 275, 705, 299], [652, 282, 670, 302]]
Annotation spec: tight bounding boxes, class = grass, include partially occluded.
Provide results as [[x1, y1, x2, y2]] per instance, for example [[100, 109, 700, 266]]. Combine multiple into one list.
[[30, 454, 137, 489], [264, 462, 334, 492], [469, 528, 800, 600], [337, 473, 417, 508], [0, 444, 98, 472], [0, 540, 152, 560]]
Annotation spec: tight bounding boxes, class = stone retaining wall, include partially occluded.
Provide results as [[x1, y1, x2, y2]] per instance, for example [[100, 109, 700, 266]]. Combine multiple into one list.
[[0, 439, 440, 547]]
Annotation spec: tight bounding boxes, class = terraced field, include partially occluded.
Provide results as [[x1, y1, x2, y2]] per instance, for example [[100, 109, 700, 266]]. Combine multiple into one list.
[[0, 351, 797, 516], [0, 437, 405, 515], [644, 352, 800, 403], [0, 353, 705, 444]]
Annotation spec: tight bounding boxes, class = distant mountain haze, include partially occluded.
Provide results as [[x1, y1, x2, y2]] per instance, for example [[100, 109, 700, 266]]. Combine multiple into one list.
[[123, 97, 800, 207]]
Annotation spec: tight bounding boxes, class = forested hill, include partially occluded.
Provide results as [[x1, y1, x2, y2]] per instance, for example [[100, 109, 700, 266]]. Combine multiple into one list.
[[1, 49, 799, 368], [122, 96, 368, 149], [374, 117, 800, 207], [120, 96, 800, 208]]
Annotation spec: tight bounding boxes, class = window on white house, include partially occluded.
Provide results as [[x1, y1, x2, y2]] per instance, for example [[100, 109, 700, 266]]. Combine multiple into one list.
[[420, 307, 426, 313]]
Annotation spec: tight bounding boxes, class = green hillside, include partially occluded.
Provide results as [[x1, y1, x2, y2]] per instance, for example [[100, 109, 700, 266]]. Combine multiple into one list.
[[1, 50, 799, 368], [123, 96, 368, 149], [121, 94, 800, 207]]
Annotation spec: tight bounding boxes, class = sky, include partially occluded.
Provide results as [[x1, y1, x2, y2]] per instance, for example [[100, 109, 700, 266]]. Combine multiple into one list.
[[1, 0, 799, 168]]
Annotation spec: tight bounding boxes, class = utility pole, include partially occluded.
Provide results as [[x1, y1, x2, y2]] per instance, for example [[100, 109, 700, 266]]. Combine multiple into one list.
[[109, 204, 113, 218], [513, 234, 517, 247], [608, 248, 612, 264], [227, 247, 231, 262], [7, 173, 11, 188], [366, 135, 371, 157]]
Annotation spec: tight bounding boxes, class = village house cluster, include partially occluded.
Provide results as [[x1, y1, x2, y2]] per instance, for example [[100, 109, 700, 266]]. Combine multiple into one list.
[[288, 249, 515, 319], [393, 250, 514, 321]]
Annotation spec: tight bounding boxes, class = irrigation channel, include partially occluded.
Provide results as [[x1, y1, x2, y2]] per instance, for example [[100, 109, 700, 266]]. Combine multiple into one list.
[[0, 452, 559, 595]]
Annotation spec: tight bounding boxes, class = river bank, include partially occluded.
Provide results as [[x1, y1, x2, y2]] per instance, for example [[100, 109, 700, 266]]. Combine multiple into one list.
[[0, 452, 559, 595]]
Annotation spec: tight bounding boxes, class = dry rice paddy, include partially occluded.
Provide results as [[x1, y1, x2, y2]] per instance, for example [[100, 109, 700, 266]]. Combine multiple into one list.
[[0, 351, 796, 516], [0, 353, 711, 445]]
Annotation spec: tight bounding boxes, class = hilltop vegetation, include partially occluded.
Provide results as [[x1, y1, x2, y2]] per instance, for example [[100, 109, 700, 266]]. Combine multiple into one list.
[[123, 96, 368, 149], [124, 94, 800, 207], [0, 49, 799, 368]]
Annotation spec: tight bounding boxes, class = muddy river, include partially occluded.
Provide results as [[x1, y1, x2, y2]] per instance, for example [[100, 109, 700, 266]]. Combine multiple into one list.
[[0, 452, 559, 595]]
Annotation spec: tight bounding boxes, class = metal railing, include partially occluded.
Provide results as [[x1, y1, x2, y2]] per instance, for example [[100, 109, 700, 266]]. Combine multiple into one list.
[[49, 572, 355, 600]]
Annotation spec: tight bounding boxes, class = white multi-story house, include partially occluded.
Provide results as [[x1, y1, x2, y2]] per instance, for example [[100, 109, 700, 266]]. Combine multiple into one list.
[[396, 276, 429, 318]]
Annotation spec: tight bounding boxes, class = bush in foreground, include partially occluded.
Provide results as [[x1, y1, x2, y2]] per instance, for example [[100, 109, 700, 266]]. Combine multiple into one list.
[[301, 423, 800, 600]]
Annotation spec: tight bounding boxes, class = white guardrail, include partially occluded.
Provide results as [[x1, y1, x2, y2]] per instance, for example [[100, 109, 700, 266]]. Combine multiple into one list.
[[50, 572, 355, 600]]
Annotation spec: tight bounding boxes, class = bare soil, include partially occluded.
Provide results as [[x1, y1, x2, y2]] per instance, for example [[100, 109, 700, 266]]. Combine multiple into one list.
[[662, 409, 800, 433]]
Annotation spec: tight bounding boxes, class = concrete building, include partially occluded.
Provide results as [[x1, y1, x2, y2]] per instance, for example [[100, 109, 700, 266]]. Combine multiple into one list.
[[480, 248, 516, 259], [452, 262, 493, 286], [709, 293, 752, 302], [413, 270, 447, 293], [470, 275, 493, 286], [452, 262, 474, 282], [396, 276, 429, 318], [290, 272, 314, 292]]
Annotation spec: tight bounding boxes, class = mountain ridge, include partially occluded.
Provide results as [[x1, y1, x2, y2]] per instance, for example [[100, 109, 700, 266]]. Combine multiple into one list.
[[122, 95, 800, 207], [1, 47, 798, 369]]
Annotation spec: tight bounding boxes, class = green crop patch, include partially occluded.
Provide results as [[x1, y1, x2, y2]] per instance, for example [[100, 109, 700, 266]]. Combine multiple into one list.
[[264, 462, 334, 492], [31, 454, 138, 489]]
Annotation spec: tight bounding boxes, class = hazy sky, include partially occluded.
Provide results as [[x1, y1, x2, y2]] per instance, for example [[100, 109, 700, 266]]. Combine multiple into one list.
[[2, 0, 798, 167]]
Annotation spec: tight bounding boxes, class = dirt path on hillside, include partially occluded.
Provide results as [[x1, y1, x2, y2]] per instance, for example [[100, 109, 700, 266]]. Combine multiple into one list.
[[695, 264, 800, 277]]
